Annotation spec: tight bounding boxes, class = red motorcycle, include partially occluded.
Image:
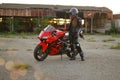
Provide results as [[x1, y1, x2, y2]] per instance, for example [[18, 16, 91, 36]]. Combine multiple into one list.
[[34, 25, 78, 61]]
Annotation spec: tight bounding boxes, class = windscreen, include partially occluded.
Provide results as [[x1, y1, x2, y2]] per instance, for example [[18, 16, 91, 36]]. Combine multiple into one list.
[[44, 25, 55, 32]]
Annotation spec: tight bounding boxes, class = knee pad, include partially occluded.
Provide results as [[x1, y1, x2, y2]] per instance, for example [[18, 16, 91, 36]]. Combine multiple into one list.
[[76, 43, 80, 47]]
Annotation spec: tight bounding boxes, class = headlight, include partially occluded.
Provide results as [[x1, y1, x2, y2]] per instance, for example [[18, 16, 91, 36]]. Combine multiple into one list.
[[42, 36, 48, 39], [65, 32, 69, 36]]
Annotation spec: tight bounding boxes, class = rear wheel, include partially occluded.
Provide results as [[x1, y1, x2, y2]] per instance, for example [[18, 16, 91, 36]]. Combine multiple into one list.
[[66, 49, 78, 58], [34, 45, 49, 61], [66, 50, 72, 58]]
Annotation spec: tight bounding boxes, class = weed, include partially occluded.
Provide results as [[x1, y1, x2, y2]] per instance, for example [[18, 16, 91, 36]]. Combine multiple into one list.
[[27, 49, 33, 51], [110, 43, 120, 49], [102, 38, 115, 42], [87, 38, 96, 42], [14, 64, 31, 69], [111, 34, 120, 38], [0, 48, 18, 51], [0, 32, 37, 38]]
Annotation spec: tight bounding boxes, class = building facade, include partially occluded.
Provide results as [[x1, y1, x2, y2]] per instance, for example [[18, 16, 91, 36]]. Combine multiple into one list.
[[0, 3, 113, 33], [113, 14, 120, 32]]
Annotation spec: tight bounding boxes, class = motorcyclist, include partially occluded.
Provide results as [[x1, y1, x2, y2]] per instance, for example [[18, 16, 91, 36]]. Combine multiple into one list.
[[68, 7, 85, 61]]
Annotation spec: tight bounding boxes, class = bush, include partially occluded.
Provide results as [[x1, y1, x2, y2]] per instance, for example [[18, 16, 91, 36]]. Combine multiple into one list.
[[32, 17, 51, 33], [109, 26, 118, 34], [102, 38, 115, 42], [87, 38, 96, 42], [110, 43, 120, 49]]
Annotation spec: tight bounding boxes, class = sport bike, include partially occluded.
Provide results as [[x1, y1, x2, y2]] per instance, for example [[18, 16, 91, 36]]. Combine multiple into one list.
[[34, 25, 79, 61]]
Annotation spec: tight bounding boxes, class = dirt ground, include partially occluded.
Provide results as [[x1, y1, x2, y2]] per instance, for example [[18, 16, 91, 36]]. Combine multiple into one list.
[[0, 34, 120, 80]]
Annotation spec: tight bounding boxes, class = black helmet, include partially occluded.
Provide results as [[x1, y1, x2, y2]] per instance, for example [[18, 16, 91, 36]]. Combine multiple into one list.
[[69, 7, 79, 16]]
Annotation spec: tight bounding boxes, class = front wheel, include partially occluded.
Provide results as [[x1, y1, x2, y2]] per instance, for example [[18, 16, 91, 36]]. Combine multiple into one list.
[[34, 45, 49, 61]]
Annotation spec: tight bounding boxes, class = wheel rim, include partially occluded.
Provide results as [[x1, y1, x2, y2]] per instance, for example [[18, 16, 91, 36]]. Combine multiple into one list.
[[36, 49, 46, 59]]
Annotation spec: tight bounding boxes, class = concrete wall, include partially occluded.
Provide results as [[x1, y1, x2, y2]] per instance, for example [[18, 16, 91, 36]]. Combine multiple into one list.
[[114, 19, 120, 31]]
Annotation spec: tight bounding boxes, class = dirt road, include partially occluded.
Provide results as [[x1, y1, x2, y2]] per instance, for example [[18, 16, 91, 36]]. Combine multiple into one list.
[[0, 35, 120, 80]]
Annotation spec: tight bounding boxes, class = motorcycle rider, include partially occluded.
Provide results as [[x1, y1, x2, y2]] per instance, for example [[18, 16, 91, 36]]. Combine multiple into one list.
[[68, 7, 85, 61]]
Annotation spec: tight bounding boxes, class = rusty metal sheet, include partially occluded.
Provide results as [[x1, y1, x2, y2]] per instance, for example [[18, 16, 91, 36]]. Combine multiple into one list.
[[83, 11, 94, 18]]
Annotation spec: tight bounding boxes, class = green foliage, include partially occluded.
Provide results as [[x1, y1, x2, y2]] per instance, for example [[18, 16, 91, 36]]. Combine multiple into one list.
[[109, 26, 118, 34], [0, 17, 10, 32], [0, 32, 16, 38], [32, 17, 51, 33], [102, 38, 115, 42], [87, 38, 96, 42], [3, 17, 20, 32], [4, 17, 11, 27], [14, 64, 31, 69], [0, 17, 51, 33], [110, 43, 120, 49], [13, 18, 21, 32], [0, 32, 37, 38], [111, 34, 120, 38]]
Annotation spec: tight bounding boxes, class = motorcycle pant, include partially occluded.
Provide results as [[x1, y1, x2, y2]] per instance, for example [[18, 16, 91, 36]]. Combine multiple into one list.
[[76, 43, 84, 60], [71, 42, 84, 60]]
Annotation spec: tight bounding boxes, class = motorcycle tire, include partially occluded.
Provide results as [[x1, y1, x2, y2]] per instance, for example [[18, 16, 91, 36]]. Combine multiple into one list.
[[34, 45, 48, 61]]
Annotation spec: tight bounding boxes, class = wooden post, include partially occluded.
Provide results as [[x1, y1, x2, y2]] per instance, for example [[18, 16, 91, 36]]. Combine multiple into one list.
[[64, 13, 66, 28], [10, 17, 14, 32], [38, 8, 39, 27], [90, 17, 93, 34], [85, 18, 88, 33]]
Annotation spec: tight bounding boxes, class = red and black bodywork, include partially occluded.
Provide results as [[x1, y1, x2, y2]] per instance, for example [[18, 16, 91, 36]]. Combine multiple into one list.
[[34, 25, 72, 61]]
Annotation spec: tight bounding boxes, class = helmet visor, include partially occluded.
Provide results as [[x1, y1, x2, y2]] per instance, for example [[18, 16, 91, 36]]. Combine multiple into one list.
[[71, 12, 77, 16]]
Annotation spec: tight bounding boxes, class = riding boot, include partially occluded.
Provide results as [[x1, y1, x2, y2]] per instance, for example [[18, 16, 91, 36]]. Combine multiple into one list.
[[80, 52, 85, 61], [76, 46, 85, 61]]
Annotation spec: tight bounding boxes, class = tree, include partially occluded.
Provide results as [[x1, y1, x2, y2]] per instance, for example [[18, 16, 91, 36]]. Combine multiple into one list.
[[32, 17, 51, 33]]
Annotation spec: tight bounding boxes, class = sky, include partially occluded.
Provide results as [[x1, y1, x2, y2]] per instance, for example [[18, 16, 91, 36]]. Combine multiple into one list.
[[0, 0, 119, 14]]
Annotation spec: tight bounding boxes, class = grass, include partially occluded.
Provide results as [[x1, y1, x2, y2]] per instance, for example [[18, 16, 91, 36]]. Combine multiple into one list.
[[87, 38, 96, 42], [110, 33, 120, 38], [102, 38, 115, 42], [27, 49, 33, 51], [110, 43, 120, 49], [0, 32, 37, 38], [0, 48, 18, 51], [14, 64, 31, 69]]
